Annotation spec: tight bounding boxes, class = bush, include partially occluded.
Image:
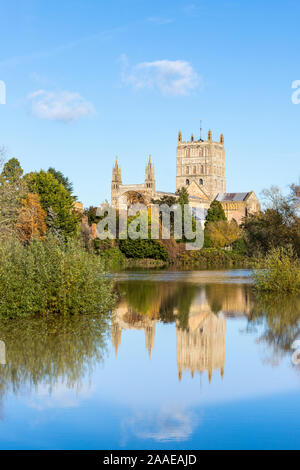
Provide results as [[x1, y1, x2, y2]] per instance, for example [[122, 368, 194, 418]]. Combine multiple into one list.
[[253, 246, 300, 293], [119, 238, 169, 261], [232, 237, 248, 255], [0, 237, 116, 317], [178, 247, 252, 269]]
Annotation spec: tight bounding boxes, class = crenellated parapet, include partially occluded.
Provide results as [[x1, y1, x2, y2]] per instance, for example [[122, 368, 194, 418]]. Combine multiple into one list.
[[176, 126, 226, 199]]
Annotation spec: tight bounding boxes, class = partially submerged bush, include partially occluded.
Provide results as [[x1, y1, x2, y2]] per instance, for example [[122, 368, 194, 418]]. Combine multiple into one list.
[[178, 247, 252, 269], [253, 246, 300, 293], [0, 237, 116, 317]]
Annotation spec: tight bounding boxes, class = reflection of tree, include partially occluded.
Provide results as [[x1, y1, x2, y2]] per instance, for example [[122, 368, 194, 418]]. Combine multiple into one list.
[[205, 284, 223, 314], [117, 282, 161, 318], [205, 283, 253, 316], [171, 284, 199, 329], [117, 281, 199, 328], [248, 293, 300, 365], [0, 314, 109, 405]]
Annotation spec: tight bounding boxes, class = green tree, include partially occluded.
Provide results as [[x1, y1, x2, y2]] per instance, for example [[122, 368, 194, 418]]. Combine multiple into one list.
[[0, 156, 26, 240], [152, 195, 177, 207], [204, 200, 227, 248], [84, 206, 100, 226], [176, 187, 196, 242], [242, 208, 300, 257], [25, 170, 79, 237], [176, 186, 189, 207], [48, 167, 75, 196], [1, 158, 23, 184], [205, 200, 226, 225]]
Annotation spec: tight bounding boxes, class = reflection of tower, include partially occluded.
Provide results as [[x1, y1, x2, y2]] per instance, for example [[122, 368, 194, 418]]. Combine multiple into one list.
[[111, 323, 122, 357], [145, 325, 156, 358], [0, 341, 6, 365], [111, 300, 157, 358], [177, 313, 226, 383]]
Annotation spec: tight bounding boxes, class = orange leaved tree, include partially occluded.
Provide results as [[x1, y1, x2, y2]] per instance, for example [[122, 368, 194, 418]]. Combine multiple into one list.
[[16, 193, 47, 242]]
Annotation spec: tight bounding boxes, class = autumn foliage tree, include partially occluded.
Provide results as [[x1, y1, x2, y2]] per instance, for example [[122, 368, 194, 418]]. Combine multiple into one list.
[[24, 170, 80, 238], [16, 193, 47, 242], [206, 219, 241, 248]]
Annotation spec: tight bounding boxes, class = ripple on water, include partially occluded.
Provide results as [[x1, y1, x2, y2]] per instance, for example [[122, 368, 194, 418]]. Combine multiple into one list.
[[111, 269, 253, 285]]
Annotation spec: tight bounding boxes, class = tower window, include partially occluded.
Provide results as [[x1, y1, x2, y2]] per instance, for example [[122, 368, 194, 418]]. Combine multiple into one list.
[[186, 179, 190, 185], [199, 179, 204, 185], [193, 166, 196, 174], [186, 166, 189, 175]]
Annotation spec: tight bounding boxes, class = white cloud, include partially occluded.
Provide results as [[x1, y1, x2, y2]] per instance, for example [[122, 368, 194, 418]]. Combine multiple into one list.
[[27, 89, 95, 123], [121, 55, 200, 96], [123, 406, 198, 443]]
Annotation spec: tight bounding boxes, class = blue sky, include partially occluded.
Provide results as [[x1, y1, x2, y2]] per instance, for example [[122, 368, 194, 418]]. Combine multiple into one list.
[[0, 0, 299, 206]]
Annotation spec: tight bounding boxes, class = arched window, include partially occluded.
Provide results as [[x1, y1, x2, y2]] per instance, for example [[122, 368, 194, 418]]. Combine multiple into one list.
[[186, 166, 190, 175], [201, 165, 204, 174], [199, 179, 204, 185], [186, 148, 190, 157], [186, 179, 190, 185], [193, 166, 196, 174]]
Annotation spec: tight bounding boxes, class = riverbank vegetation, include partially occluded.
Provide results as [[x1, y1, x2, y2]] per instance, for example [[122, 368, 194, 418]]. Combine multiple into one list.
[[0, 150, 115, 317], [252, 247, 300, 293]]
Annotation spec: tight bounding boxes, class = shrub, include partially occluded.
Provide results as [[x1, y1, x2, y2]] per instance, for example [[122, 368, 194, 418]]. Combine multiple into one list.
[[252, 246, 300, 293], [119, 238, 169, 261], [178, 247, 252, 269], [0, 237, 116, 317], [232, 237, 248, 255]]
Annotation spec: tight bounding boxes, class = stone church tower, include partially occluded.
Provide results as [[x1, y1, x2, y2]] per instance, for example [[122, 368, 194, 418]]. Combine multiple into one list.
[[109, 126, 259, 221], [176, 128, 226, 200], [111, 157, 122, 207], [111, 155, 156, 207], [145, 155, 155, 192]]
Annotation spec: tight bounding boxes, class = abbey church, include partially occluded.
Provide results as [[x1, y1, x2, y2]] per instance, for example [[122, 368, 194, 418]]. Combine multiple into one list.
[[111, 127, 260, 223]]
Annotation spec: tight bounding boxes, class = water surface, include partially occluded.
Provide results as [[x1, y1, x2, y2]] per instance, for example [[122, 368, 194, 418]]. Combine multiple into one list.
[[0, 269, 300, 450]]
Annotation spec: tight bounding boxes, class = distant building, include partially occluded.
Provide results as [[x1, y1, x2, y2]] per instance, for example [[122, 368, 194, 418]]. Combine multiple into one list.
[[176, 128, 226, 200], [73, 201, 84, 213], [111, 127, 260, 223], [215, 192, 261, 225]]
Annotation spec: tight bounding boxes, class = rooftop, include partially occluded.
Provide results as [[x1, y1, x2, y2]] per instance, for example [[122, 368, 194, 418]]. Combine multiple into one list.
[[216, 192, 250, 202]]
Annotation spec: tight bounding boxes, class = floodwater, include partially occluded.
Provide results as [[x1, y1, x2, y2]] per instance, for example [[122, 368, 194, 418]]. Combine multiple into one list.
[[0, 269, 300, 450]]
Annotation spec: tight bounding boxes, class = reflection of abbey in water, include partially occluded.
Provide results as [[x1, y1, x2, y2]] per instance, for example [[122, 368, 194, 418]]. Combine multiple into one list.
[[112, 282, 253, 383], [0, 340, 5, 365], [176, 306, 226, 383], [111, 305, 156, 358]]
